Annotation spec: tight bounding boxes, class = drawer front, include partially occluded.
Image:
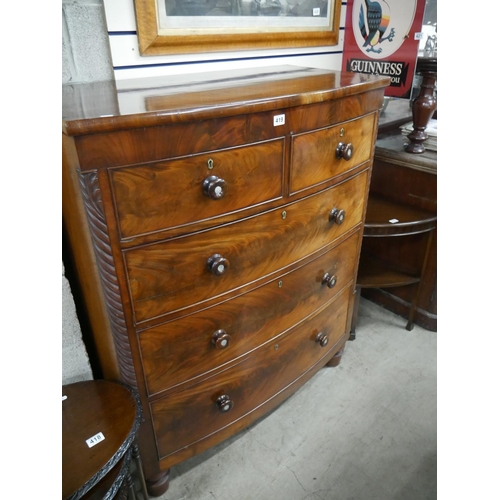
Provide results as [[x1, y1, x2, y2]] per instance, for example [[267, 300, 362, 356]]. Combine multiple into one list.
[[125, 170, 368, 324], [139, 232, 360, 396], [150, 286, 350, 461], [290, 113, 376, 194], [110, 139, 284, 239]]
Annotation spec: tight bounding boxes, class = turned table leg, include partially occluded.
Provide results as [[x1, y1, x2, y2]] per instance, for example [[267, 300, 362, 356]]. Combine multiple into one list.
[[405, 57, 437, 154], [349, 286, 361, 341], [126, 473, 138, 500], [132, 442, 149, 500]]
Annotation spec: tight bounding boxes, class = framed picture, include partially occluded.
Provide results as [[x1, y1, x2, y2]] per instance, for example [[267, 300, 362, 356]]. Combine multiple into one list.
[[134, 0, 341, 55]]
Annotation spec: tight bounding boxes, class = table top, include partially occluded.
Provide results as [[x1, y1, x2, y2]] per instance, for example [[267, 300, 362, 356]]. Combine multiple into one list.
[[375, 134, 437, 174], [364, 194, 437, 237], [62, 66, 390, 136], [62, 380, 140, 500]]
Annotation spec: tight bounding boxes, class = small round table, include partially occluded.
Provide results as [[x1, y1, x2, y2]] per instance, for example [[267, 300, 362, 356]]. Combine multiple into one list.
[[62, 380, 149, 500]]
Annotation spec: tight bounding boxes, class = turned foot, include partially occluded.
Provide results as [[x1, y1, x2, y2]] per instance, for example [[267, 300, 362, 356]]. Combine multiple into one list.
[[146, 470, 170, 497], [326, 348, 344, 367]]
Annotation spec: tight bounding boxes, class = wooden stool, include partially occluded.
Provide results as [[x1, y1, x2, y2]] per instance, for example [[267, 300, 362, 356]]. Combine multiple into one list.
[[351, 194, 437, 336], [62, 380, 149, 500]]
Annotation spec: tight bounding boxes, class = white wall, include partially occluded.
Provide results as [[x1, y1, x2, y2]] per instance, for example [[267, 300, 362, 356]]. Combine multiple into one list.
[[104, 0, 348, 80]]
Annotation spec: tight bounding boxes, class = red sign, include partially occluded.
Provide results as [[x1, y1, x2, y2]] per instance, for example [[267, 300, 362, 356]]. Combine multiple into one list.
[[342, 0, 427, 98]]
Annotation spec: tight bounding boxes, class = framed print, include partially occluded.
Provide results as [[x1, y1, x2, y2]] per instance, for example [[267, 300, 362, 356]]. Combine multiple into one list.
[[134, 0, 341, 55]]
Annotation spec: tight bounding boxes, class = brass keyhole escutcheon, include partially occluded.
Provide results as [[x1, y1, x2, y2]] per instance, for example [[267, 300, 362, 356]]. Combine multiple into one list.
[[278, 280, 283, 288], [340, 127, 345, 137], [282, 211, 287, 220], [207, 158, 214, 170], [274, 344, 279, 350]]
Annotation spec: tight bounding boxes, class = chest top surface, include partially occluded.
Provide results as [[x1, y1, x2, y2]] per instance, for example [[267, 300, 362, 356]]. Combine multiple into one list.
[[62, 65, 390, 136]]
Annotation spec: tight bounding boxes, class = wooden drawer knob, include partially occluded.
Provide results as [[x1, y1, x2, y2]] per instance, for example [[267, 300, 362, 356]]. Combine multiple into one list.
[[328, 207, 345, 226], [206, 254, 230, 276], [329, 208, 346, 225], [216, 394, 233, 413], [322, 273, 337, 289], [203, 175, 227, 200], [336, 142, 354, 161], [316, 332, 329, 347], [211, 330, 231, 349]]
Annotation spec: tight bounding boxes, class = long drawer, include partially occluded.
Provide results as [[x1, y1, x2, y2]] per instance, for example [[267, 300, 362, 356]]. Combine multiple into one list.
[[139, 232, 360, 396], [110, 138, 285, 240], [150, 285, 350, 461], [125, 169, 369, 324]]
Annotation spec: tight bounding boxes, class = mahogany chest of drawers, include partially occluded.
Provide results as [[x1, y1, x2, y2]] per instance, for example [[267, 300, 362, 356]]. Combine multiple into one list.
[[62, 67, 389, 496]]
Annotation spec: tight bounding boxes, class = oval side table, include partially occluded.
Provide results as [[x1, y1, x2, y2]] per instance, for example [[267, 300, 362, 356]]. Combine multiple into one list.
[[62, 380, 149, 500]]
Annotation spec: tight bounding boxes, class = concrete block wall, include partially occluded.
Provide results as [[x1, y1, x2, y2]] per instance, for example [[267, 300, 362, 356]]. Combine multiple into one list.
[[62, 263, 94, 384], [62, 0, 114, 84], [62, 0, 114, 384]]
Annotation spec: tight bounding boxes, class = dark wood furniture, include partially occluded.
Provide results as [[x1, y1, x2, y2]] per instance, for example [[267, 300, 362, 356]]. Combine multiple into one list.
[[62, 380, 149, 500], [352, 100, 437, 332], [405, 57, 437, 154], [62, 67, 390, 497], [352, 193, 436, 334]]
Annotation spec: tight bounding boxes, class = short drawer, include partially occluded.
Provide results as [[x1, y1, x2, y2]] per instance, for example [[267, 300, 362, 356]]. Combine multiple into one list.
[[125, 170, 368, 324], [139, 232, 360, 396], [150, 286, 350, 461], [110, 138, 284, 239], [290, 113, 376, 194]]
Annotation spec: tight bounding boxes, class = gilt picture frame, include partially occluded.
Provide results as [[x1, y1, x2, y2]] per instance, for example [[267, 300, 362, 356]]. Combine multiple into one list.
[[134, 0, 341, 55]]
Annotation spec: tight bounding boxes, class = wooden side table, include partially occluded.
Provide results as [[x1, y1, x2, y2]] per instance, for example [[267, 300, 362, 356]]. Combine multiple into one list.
[[358, 111, 437, 332], [62, 380, 149, 500], [351, 194, 437, 335]]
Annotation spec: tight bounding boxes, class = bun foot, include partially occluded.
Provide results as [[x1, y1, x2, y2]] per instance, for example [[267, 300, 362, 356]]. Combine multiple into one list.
[[326, 347, 344, 367], [146, 469, 170, 497]]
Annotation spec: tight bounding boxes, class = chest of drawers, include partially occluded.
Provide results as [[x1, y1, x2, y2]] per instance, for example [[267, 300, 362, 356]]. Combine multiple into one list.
[[62, 67, 389, 496]]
